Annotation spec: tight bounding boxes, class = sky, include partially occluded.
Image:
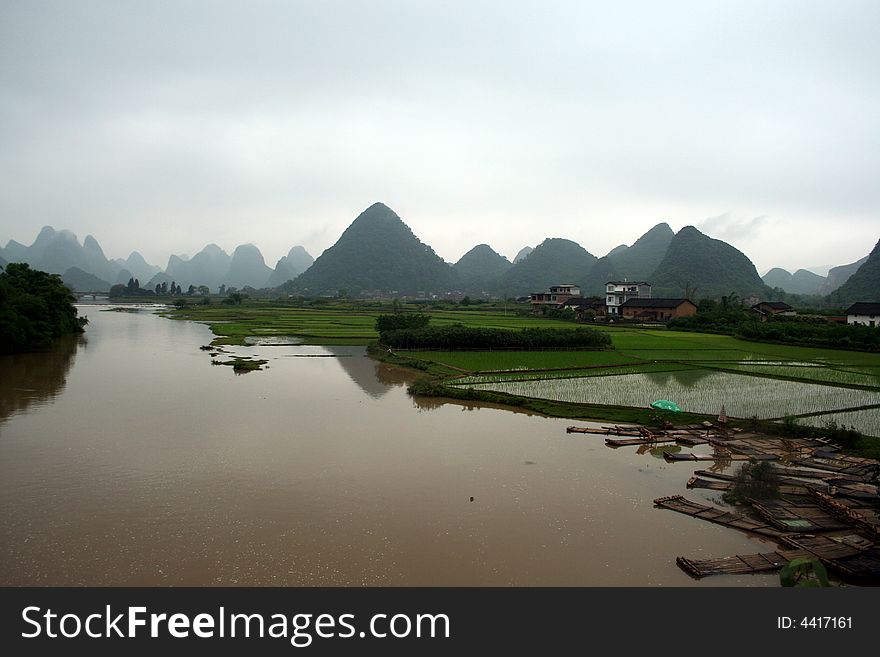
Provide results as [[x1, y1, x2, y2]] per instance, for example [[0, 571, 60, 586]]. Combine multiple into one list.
[[1, 0, 878, 275]]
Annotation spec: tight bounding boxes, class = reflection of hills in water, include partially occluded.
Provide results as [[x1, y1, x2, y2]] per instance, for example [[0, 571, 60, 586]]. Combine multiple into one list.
[[0, 334, 83, 426], [322, 347, 414, 398], [643, 369, 711, 388]]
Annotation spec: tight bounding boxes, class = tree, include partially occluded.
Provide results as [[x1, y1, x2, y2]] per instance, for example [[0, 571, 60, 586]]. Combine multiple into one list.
[[197, 285, 210, 296], [187, 284, 196, 295], [0, 263, 87, 353], [110, 283, 126, 297], [155, 283, 161, 295]]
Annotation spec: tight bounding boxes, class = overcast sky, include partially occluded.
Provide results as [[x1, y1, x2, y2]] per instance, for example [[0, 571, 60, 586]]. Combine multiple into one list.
[[1, 0, 878, 274]]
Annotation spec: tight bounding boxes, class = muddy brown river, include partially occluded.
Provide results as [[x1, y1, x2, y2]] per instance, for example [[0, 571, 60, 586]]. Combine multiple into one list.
[[0, 306, 775, 586]]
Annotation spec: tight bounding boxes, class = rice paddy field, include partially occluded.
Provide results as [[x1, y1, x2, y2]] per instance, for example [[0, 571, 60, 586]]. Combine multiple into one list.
[[171, 303, 880, 437], [402, 326, 880, 437]]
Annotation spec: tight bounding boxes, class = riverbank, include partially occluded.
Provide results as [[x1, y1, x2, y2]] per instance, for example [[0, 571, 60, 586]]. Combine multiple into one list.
[[167, 302, 880, 453]]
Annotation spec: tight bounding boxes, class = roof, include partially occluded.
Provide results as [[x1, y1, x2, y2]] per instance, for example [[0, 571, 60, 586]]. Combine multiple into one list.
[[606, 281, 651, 286], [620, 298, 694, 309], [753, 301, 793, 310], [561, 297, 604, 308], [846, 302, 880, 316]]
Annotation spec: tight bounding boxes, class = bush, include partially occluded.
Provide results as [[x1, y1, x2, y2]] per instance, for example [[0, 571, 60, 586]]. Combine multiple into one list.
[[375, 313, 430, 334], [722, 461, 780, 504], [380, 323, 612, 350]]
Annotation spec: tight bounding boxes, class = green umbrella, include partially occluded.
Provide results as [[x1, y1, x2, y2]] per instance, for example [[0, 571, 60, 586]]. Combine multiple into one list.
[[650, 399, 682, 412]]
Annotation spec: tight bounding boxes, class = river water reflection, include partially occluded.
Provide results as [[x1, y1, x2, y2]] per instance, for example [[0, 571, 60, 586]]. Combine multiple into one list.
[[0, 307, 774, 586]]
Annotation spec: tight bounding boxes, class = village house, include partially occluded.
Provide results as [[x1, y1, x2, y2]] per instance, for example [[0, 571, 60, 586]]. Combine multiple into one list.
[[605, 281, 651, 316], [620, 298, 697, 321], [751, 301, 795, 317], [561, 296, 606, 320], [529, 284, 581, 310], [846, 302, 880, 327]]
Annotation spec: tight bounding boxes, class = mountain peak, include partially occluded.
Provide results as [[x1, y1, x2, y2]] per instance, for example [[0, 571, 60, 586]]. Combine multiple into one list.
[[652, 225, 769, 298], [289, 204, 455, 295], [513, 246, 533, 263]]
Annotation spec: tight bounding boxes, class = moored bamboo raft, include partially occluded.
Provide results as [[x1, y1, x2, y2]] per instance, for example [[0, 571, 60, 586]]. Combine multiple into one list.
[[769, 465, 865, 482], [749, 499, 851, 532], [663, 451, 752, 463], [685, 476, 811, 497], [794, 455, 879, 479], [653, 495, 785, 539], [566, 425, 642, 436], [686, 476, 731, 491], [605, 436, 677, 447], [677, 534, 875, 579], [810, 490, 880, 537], [676, 550, 808, 578]]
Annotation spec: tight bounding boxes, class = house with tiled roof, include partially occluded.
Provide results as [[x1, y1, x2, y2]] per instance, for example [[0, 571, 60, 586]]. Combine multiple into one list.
[[846, 302, 880, 327], [751, 301, 795, 316]]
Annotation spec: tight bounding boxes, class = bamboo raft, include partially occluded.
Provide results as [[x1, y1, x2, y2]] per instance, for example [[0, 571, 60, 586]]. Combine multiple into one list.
[[686, 476, 811, 497], [677, 534, 873, 578], [677, 550, 808, 577], [567, 425, 643, 436], [605, 436, 678, 447], [749, 498, 851, 532], [653, 495, 785, 539], [793, 455, 879, 479], [769, 465, 866, 482], [663, 451, 752, 463]]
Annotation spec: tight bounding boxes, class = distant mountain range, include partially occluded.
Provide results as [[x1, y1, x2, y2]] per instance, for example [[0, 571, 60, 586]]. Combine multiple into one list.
[[0, 225, 313, 293], [2, 205, 876, 304]]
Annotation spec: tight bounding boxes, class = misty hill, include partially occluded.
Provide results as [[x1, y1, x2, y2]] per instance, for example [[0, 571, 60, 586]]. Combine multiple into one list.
[[762, 268, 826, 295], [0, 254, 7, 269], [819, 255, 869, 295], [499, 238, 597, 295], [826, 239, 880, 305], [2, 226, 122, 283], [288, 203, 457, 295], [2, 240, 29, 263], [222, 244, 273, 289], [513, 246, 533, 263], [453, 244, 512, 291], [265, 246, 315, 288], [607, 222, 674, 281], [651, 226, 771, 299], [113, 251, 161, 284], [145, 271, 174, 289], [167, 244, 231, 290], [114, 268, 135, 284], [582, 256, 620, 296], [62, 267, 111, 293]]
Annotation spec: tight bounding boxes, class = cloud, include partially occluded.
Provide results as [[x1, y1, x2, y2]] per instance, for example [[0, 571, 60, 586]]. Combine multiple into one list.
[[698, 213, 769, 241]]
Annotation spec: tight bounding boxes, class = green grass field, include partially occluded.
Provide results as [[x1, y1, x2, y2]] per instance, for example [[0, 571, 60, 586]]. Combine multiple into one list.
[[171, 303, 576, 345], [170, 302, 880, 438]]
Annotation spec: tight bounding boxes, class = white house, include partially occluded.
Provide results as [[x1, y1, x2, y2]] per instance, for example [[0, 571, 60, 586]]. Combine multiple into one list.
[[605, 281, 651, 316], [846, 302, 880, 327]]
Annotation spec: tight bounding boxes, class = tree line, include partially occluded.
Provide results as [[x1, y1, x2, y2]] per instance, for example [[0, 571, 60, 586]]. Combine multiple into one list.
[[376, 314, 612, 350]]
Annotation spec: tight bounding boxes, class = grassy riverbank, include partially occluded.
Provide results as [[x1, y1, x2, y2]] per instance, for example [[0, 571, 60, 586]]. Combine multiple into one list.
[[169, 301, 880, 448]]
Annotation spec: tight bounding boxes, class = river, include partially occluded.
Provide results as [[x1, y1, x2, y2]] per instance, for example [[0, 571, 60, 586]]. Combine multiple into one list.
[[0, 306, 775, 586]]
